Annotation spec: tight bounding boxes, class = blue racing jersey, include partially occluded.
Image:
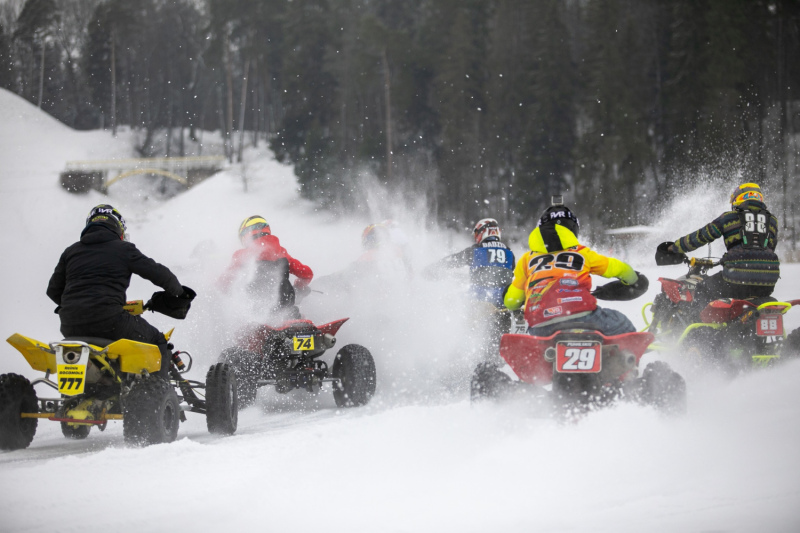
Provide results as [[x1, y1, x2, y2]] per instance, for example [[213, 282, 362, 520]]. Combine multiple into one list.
[[432, 238, 515, 307]]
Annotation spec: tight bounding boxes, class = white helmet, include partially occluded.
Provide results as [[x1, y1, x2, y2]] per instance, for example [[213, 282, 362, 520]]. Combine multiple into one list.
[[473, 218, 501, 244]]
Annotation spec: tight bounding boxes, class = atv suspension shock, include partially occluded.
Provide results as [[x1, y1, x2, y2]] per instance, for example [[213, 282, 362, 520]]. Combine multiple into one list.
[[170, 353, 200, 406]]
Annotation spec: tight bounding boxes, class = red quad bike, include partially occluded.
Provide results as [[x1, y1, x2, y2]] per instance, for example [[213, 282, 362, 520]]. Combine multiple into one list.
[[646, 256, 800, 371], [219, 317, 376, 409], [471, 280, 687, 415]]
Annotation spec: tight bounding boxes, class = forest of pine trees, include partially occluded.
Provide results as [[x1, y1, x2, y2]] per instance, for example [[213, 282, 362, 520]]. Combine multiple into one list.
[[1, 0, 799, 245]]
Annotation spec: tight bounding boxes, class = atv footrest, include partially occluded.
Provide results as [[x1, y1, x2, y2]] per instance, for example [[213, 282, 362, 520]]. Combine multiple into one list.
[[256, 377, 341, 386], [23, 414, 123, 424]]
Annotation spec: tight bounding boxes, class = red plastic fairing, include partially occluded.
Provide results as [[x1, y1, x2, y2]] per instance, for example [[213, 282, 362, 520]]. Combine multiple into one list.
[[317, 318, 349, 336], [499, 334, 558, 385], [700, 299, 755, 323], [659, 278, 692, 303], [272, 319, 315, 331], [500, 331, 655, 385]]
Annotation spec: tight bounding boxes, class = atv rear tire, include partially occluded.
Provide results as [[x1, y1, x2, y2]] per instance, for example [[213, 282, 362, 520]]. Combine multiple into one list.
[[205, 363, 238, 435], [470, 362, 513, 401], [61, 422, 91, 440], [122, 375, 180, 446], [0, 373, 38, 450], [219, 347, 260, 408], [332, 344, 376, 407], [639, 361, 687, 415], [782, 328, 800, 360]]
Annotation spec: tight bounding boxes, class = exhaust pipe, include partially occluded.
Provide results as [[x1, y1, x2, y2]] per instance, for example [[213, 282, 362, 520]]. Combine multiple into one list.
[[322, 334, 336, 349]]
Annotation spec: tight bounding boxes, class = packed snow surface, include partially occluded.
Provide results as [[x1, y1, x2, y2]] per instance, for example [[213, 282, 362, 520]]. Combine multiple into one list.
[[0, 88, 799, 532]]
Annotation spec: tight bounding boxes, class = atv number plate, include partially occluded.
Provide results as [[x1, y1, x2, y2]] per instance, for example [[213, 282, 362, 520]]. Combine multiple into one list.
[[293, 335, 315, 351], [555, 341, 602, 373], [55, 345, 89, 396], [756, 315, 783, 336]]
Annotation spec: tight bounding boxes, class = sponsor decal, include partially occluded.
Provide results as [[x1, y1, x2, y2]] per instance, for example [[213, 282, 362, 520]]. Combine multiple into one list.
[[556, 288, 582, 293], [559, 278, 579, 286], [558, 297, 583, 304], [543, 306, 563, 318], [562, 272, 578, 279]]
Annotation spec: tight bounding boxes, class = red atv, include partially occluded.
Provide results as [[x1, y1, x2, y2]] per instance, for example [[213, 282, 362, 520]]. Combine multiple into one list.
[[647, 256, 800, 370], [473, 328, 685, 415], [219, 317, 376, 409], [471, 279, 686, 415]]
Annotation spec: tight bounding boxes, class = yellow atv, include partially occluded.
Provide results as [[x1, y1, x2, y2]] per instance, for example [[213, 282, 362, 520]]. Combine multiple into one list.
[[0, 297, 238, 450]]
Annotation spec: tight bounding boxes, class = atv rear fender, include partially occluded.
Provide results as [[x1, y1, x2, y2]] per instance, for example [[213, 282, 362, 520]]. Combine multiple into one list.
[[500, 330, 655, 384], [6, 334, 162, 374]]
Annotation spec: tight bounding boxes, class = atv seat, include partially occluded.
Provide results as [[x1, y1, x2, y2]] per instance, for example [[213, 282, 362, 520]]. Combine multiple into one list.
[[701, 296, 779, 323], [742, 296, 778, 307], [60, 337, 114, 348], [554, 322, 602, 332]]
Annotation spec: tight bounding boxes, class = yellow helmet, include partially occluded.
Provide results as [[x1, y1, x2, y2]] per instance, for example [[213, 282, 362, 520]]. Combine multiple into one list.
[[238, 215, 270, 244], [730, 183, 764, 207]]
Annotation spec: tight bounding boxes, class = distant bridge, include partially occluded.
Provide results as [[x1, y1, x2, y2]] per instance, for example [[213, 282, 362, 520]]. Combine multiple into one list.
[[60, 156, 227, 194]]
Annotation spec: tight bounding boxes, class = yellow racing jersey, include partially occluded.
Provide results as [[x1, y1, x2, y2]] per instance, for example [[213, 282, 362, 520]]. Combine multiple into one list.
[[504, 225, 638, 313]]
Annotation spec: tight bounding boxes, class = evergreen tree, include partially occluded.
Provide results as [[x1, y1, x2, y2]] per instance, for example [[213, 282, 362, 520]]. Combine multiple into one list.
[[0, 23, 12, 90], [13, 0, 58, 107], [271, 0, 338, 203], [575, 0, 657, 232]]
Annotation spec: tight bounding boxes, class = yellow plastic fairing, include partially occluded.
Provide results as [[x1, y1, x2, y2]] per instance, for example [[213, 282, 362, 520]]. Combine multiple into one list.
[[106, 339, 162, 373], [6, 334, 56, 373], [164, 328, 174, 342]]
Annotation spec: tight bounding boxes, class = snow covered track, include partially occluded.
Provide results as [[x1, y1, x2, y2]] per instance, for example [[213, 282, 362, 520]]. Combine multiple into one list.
[[2, 365, 800, 532], [1, 88, 799, 531]]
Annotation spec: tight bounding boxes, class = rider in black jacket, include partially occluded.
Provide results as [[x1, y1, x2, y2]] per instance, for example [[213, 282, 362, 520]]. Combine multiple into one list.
[[47, 205, 192, 377]]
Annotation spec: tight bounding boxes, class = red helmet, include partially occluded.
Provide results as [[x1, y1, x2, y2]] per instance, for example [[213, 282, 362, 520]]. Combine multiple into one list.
[[473, 218, 501, 244], [238, 216, 270, 245]]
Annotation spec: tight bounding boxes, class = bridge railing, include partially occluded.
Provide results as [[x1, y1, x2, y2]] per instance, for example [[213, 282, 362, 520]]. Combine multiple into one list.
[[60, 156, 227, 194]]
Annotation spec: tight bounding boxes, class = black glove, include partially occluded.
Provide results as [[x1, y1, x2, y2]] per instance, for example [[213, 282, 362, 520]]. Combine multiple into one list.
[[655, 241, 687, 266], [625, 272, 649, 296], [146, 287, 194, 320], [592, 272, 649, 301], [179, 286, 196, 301]]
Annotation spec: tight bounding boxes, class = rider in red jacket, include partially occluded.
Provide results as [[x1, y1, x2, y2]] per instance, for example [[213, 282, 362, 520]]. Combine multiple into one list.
[[219, 216, 313, 317]]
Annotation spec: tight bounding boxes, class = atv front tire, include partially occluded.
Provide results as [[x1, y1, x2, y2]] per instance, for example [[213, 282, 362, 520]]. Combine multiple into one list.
[[122, 375, 180, 446], [638, 361, 687, 415], [0, 373, 38, 450], [332, 344, 376, 407], [205, 363, 238, 435], [220, 347, 260, 408], [470, 362, 513, 401]]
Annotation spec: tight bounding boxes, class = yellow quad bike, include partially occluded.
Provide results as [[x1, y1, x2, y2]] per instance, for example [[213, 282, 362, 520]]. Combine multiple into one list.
[[0, 298, 238, 450]]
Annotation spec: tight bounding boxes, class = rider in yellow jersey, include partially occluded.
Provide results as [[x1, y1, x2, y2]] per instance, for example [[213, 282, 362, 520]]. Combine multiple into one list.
[[504, 203, 646, 336]]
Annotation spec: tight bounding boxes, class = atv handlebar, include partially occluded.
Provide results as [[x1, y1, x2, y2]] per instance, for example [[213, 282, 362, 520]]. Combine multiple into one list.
[[685, 257, 720, 276], [124, 300, 145, 316], [687, 257, 719, 268]]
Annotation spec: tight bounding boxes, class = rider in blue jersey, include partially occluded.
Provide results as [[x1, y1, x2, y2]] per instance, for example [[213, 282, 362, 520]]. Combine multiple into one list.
[[425, 218, 515, 307]]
